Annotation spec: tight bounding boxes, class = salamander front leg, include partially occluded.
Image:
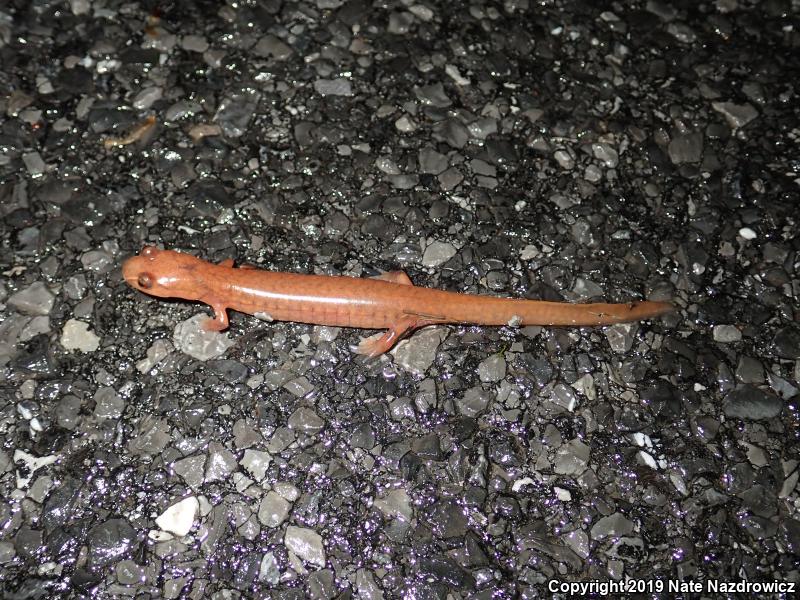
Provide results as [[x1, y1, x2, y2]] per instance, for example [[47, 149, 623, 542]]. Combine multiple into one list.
[[355, 317, 416, 357], [202, 304, 230, 332]]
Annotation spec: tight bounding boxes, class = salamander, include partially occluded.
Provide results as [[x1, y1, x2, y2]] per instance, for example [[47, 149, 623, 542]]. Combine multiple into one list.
[[122, 246, 674, 356]]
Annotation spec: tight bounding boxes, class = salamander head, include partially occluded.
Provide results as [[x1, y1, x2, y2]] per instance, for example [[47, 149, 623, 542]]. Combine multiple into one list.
[[122, 246, 206, 301]]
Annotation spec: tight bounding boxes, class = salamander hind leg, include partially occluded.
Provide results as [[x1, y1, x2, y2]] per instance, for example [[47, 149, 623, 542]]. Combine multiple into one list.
[[202, 304, 230, 332], [355, 317, 416, 357], [370, 270, 414, 286], [217, 258, 258, 270]]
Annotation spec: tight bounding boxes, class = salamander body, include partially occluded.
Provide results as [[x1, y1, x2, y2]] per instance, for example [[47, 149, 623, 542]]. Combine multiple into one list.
[[122, 246, 673, 356]]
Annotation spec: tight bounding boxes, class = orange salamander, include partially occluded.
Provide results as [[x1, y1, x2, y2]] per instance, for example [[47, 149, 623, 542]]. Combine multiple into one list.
[[122, 246, 674, 356]]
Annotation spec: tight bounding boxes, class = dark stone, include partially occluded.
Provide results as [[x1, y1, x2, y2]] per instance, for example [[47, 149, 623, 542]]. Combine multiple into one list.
[[12, 334, 60, 377], [87, 518, 137, 568], [207, 359, 249, 383], [723, 385, 783, 420], [772, 326, 800, 359]]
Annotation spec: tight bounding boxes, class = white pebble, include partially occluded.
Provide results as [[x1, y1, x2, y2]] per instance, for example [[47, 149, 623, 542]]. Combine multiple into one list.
[[738, 227, 757, 240], [554, 486, 572, 501], [155, 496, 199, 537], [61, 319, 100, 353]]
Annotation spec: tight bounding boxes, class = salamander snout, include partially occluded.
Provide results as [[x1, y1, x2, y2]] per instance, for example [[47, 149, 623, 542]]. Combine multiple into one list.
[[122, 246, 203, 300], [122, 253, 154, 293]]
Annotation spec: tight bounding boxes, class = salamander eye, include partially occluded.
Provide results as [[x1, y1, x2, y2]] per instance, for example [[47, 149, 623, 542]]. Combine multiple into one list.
[[141, 246, 158, 257], [137, 274, 153, 289]]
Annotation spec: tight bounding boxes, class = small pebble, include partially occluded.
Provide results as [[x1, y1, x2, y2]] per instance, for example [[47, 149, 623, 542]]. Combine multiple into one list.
[[713, 324, 742, 343], [421, 240, 457, 268], [314, 78, 353, 96], [257, 491, 291, 528], [61, 319, 100, 352], [477, 354, 506, 383], [155, 496, 199, 537], [284, 526, 326, 567], [712, 101, 758, 129], [173, 314, 234, 360], [181, 35, 209, 53], [8, 282, 55, 316], [22, 152, 46, 176], [738, 227, 757, 240]]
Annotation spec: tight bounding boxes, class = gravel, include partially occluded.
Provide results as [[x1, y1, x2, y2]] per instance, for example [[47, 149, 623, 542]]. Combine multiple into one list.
[[1, 0, 798, 597]]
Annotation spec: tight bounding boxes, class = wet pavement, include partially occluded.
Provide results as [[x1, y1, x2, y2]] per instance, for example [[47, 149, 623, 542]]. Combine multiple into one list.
[[1, 0, 799, 598]]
